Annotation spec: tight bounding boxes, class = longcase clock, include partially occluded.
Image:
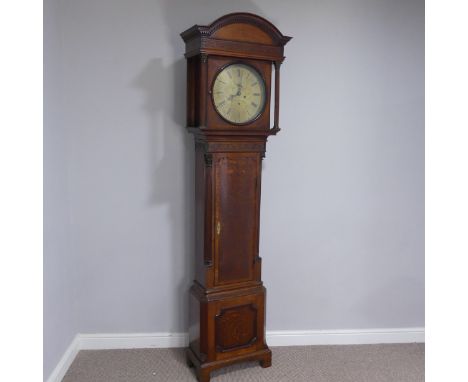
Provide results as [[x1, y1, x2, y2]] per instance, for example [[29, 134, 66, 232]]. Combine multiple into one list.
[[180, 13, 291, 382]]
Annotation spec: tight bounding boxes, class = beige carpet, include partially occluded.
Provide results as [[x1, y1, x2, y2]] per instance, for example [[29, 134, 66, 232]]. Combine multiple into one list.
[[63, 344, 424, 382]]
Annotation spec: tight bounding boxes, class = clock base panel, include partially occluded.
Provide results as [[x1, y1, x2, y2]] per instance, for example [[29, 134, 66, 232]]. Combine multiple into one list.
[[187, 284, 271, 382]]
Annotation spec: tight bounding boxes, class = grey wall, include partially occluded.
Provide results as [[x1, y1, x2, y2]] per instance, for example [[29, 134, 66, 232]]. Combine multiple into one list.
[[44, 0, 424, 378], [44, 0, 77, 378]]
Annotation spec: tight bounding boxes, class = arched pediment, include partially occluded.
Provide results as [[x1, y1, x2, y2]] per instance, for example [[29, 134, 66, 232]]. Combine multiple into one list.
[[181, 13, 291, 47]]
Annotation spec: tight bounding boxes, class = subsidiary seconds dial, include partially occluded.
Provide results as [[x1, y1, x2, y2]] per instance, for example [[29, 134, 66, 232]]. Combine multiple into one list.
[[212, 63, 266, 124]]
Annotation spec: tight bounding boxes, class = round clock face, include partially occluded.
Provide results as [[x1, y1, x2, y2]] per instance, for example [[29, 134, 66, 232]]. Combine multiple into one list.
[[212, 63, 266, 124]]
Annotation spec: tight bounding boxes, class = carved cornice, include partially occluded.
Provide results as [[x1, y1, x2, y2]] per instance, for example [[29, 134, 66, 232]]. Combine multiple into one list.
[[181, 12, 292, 46]]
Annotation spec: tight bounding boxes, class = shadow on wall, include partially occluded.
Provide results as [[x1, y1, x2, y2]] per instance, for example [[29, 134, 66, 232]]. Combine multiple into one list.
[[133, 57, 192, 332], [132, 0, 265, 331]]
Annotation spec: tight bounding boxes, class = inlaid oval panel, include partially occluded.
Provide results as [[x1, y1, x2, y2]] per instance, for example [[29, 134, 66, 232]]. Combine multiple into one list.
[[215, 304, 257, 352]]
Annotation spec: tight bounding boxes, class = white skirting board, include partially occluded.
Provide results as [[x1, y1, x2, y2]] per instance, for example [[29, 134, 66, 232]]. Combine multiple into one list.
[[45, 335, 81, 382], [46, 328, 424, 382]]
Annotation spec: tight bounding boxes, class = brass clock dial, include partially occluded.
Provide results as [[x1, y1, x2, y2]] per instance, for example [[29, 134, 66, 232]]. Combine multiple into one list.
[[212, 63, 266, 124]]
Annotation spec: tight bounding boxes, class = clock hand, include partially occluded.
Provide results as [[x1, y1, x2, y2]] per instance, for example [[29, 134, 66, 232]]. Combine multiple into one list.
[[235, 83, 242, 96], [228, 87, 239, 100]]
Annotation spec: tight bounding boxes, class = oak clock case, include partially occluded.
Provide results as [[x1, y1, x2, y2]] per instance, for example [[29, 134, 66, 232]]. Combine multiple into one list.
[[180, 13, 291, 382]]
